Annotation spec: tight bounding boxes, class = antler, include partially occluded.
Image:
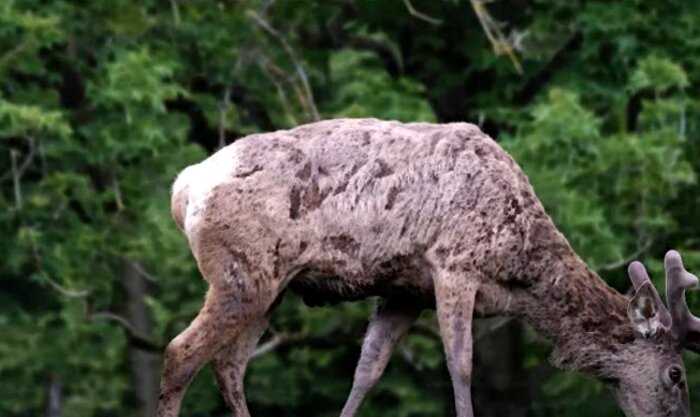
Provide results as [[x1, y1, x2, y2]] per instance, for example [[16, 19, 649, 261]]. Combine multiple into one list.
[[628, 260, 672, 329], [664, 250, 700, 352]]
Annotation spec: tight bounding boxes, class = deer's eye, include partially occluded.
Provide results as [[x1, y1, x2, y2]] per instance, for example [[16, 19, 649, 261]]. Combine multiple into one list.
[[667, 366, 683, 385]]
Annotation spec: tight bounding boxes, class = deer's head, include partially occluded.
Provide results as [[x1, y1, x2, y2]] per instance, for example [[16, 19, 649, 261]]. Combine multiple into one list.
[[612, 250, 699, 417]]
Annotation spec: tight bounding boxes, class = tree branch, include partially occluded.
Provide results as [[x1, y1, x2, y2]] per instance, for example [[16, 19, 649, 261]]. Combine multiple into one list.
[[246, 10, 320, 121], [29, 237, 91, 298], [123, 259, 159, 283], [111, 171, 124, 211], [218, 87, 232, 149], [474, 316, 513, 341], [470, 0, 523, 74], [0, 39, 30, 69], [4, 136, 37, 211], [10, 148, 22, 210], [43, 275, 90, 298], [403, 0, 443, 26], [597, 238, 654, 272], [91, 311, 165, 352], [169, 0, 181, 26], [347, 34, 404, 76], [249, 331, 304, 360], [515, 31, 582, 104], [1, 136, 36, 183], [258, 57, 299, 126]]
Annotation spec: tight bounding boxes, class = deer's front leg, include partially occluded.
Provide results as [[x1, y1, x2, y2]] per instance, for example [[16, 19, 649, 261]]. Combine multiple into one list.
[[435, 273, 478, 417], [339, 299, 420, 417]]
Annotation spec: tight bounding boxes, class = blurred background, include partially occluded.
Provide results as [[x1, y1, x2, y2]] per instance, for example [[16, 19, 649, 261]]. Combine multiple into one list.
[[1, 0, 700, 416]]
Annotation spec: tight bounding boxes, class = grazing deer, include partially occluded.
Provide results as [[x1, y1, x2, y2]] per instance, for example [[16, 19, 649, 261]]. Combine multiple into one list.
[[159, 118, 698, 417]]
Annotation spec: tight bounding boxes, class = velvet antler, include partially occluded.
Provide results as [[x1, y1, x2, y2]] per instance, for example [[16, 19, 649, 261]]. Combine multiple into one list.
[[627, 251, 700, 352], [628, 260, 672, 329], [664, 250, 700, 352]]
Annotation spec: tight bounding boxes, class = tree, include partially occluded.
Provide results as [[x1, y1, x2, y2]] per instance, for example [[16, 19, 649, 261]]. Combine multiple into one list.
[[2, 1, 699, 416]]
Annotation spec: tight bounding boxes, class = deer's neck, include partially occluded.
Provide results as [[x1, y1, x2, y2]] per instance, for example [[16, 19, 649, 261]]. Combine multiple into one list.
[[516, 228, 634, 377]]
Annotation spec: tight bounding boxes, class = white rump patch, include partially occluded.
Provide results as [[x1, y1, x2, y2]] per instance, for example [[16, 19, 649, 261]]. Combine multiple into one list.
[[177, 146, 239, 236]]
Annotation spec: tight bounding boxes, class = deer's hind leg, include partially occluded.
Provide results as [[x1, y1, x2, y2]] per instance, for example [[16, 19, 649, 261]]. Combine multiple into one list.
[[213, 316, 269, 417], [156, 250, 280, 417], [434, 270, 478, 417], [339, 299, 420, 417]]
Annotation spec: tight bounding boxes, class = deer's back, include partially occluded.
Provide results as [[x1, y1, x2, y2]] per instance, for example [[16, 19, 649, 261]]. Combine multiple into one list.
[[173, 118, 550, 306]]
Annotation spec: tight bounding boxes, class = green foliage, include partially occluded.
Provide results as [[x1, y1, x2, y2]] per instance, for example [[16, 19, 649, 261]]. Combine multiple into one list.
[[328, 50, 436, 122], [505, 82, 695, 270], [2, 1, 700, 417], [629, 56, 689, 94], [0, 101, 71, 138]]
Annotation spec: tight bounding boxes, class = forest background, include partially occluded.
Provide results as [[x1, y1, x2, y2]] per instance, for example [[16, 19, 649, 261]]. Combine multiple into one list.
[[2, 1, 700, 416]]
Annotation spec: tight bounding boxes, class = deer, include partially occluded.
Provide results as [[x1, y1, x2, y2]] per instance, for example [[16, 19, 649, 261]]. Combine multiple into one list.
[[159, 118, 699, 417]]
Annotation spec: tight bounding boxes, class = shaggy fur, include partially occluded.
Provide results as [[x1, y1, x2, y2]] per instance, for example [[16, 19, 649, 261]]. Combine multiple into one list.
[[159, 118, 691, 417]]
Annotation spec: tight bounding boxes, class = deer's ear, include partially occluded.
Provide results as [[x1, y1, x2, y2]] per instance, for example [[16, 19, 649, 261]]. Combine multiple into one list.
[[628, 282, 665, 338]]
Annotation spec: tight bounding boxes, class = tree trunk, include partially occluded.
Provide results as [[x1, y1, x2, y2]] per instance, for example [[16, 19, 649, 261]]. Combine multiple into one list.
[[123, 260, 160, 417], [44, 374, 62, 417], [472, 318, 530, 417]]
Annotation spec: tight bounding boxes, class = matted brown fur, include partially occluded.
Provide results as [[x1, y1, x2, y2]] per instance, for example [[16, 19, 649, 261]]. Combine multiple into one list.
[[173, 118, 631, 359], [158, 118, 690, 417]]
